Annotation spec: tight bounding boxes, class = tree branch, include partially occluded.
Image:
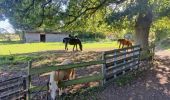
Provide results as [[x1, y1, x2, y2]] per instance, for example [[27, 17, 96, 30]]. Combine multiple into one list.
[[64, 0, 126, 26], [37, 0, 52, 27]]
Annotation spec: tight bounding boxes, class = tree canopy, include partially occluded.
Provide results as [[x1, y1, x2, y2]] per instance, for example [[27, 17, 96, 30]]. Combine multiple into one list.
[[0, 0, 169, 29], [0, 0, 170, 47]]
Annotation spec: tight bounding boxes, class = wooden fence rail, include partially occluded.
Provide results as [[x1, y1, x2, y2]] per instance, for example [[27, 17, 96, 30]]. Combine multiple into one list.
[[0, 76, 27, 100], [28, 60, 105, 99], [0, 44, 155, 100], [102, 45, 141, 83]]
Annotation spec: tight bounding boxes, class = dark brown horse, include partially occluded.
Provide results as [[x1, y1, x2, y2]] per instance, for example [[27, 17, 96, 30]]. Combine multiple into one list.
[[117, 39, 132, 48], [63, 37, 82, 51]]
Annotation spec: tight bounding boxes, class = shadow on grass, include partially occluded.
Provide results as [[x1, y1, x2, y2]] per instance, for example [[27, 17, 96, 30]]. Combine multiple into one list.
[[0, 40, 22, 45], [0, 50, 78, 65]]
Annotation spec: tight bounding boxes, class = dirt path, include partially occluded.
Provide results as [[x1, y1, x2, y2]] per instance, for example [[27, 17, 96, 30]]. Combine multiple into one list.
[[97, 50, 170, 100]]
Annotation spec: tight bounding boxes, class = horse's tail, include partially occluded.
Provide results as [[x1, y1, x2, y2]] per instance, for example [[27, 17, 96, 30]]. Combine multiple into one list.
[[78, 40, 83, 51]]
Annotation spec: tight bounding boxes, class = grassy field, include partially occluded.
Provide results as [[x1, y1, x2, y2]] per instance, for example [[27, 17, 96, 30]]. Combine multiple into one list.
[[0, 41, 118, 55]]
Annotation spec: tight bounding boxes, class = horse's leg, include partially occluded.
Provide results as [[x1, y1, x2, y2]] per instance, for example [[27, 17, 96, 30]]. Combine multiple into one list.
[[59, 88, 63, 96], [65, 43, 68, 50], [73, 45, 75, 51], [119, 43, 121, 48], [69, 69, 75, 80], [76, 44, 78, 51]]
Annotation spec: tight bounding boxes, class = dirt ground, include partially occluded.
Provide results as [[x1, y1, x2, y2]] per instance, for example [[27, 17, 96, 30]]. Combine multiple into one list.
[[1, 49, 170, 100]]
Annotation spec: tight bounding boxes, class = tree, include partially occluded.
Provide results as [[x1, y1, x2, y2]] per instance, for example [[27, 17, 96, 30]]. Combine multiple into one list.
[[107, 0, 170, 48], [0, 0, 170, 48]]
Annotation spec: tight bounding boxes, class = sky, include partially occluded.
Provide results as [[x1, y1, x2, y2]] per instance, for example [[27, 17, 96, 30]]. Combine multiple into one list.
[[0, 19, 15, 33]]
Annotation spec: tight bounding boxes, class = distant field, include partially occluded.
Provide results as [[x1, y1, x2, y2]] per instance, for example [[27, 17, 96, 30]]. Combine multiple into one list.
[[0, 41, 118, 55]]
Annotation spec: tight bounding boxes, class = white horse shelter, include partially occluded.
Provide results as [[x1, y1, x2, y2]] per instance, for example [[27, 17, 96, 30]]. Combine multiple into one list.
[[25, 31, 68, 43]]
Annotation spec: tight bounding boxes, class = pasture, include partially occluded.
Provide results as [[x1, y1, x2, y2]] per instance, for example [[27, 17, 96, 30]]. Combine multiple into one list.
[[0, 40, 156, 100], [0, 41, 118, 55], [0, 40, 118, 81]]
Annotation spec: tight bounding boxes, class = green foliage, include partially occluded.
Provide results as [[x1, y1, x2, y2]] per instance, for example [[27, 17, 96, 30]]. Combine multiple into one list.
[[155, 29, 170, 42], [1, 0, 170, 45], [160, 37, 170, 50], [152, 17, 170, 42], [71, 31, 106, 41]]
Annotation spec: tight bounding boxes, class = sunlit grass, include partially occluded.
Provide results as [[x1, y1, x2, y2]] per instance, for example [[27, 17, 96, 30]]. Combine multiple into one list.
[[84, 41, 118, 49], [0, 41, 118, 55], [0, 42, 64, 55]]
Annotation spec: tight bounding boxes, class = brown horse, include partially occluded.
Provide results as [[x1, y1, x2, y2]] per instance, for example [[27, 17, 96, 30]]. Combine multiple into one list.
[[48, 59, 75, 99], [117, 39, 133, 48]]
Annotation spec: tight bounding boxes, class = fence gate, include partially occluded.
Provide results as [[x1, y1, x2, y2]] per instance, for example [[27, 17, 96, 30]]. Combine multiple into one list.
[[102, 45, 141, 84], [0, 76, 27, 100]]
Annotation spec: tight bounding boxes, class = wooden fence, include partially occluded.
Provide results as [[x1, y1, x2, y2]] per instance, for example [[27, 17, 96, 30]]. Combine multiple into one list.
[[102, 45, 141, 84], [0, 76, 27, 100], [0, 44, 155, 100], [27, 60, 104, 99]]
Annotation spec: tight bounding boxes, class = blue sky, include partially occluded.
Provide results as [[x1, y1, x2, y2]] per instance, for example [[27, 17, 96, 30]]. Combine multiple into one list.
[[0, 19, 15, 33]]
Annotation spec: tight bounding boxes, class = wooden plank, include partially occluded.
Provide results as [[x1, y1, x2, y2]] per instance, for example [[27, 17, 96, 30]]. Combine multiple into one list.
[[106, 54, 139, 68], [106, 62, 139, 80], [105, 49, 140, 60], [0, 81, 23, 91], [0, 76, 22, 83], [106, 59, 138, 72], [30, 60, 104, 75], [0, 89, 24, 99], [59, 74, 104, 87], [29, 85, 48, 93], [29, 74, 104, 92], [104, 45, 140, 54], [102, 52, 106, 86]]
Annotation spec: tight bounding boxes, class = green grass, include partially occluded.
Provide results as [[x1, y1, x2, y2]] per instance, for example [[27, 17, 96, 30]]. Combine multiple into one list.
[[0, 41, 118, 55]]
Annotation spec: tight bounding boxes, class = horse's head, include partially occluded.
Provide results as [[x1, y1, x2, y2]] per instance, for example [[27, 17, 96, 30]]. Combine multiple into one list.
[[49, 71, 59, 100], [77, 39, 83, 51]]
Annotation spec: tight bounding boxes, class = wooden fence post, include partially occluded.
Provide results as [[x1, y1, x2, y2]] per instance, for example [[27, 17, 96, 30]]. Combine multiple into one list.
[[123, 49, 126, 74], [27, 61, 32, 100], [101, 52, 106, 86]]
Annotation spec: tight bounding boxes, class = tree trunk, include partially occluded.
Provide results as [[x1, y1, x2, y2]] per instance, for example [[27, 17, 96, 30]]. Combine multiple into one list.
[[135, 9, 153, 49]]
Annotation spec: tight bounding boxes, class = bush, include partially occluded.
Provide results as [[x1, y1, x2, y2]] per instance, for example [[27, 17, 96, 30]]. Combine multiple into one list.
[[71, 31, 106, 41], [155, 29, 170, 42]]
